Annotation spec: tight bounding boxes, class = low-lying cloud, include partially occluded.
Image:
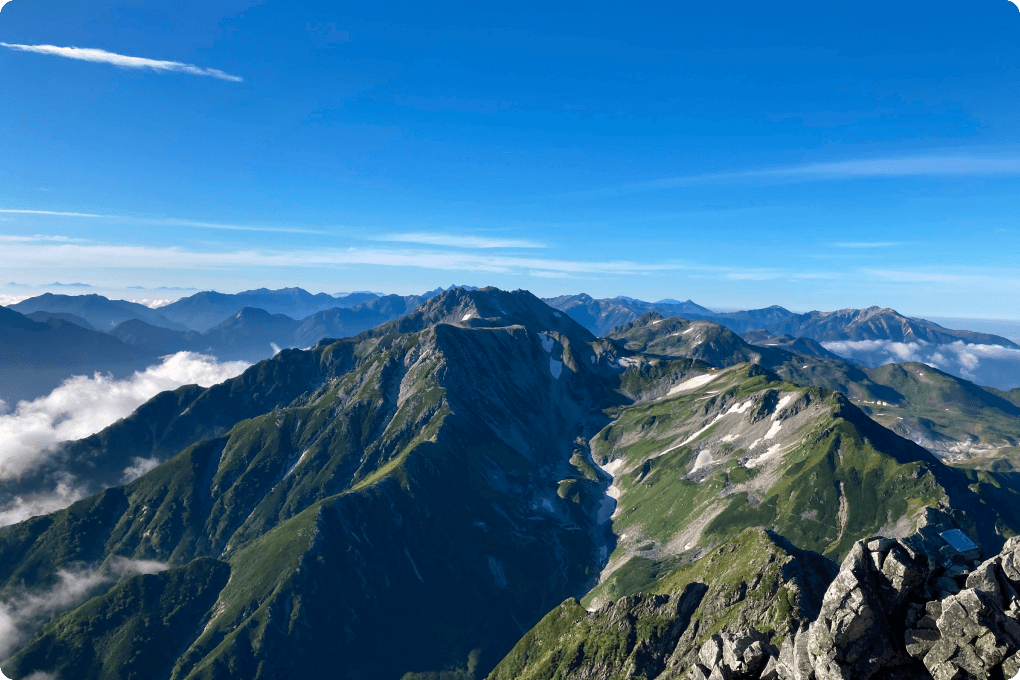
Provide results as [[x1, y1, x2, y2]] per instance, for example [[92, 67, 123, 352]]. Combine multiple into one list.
[[822, 339, 1020, 391], [0, 294, 29, 306], [0, 351, 248, 481], [0, 558, 168, 659], [0, 473, 89, 528]]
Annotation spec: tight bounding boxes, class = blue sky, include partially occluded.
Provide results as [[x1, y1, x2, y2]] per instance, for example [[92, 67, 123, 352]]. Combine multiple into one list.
[[1, 0, 1020, 318]]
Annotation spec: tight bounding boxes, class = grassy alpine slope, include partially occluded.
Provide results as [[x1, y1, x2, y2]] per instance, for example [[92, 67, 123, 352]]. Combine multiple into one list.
[[2, 289, 1020, 680], [0, 289, 624, 679]]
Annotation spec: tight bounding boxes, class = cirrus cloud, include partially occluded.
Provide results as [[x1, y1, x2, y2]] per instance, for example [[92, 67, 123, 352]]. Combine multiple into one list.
[[0, 43, 243, 82]]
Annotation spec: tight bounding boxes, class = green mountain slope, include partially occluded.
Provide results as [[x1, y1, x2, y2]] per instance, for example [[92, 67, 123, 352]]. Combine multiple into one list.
[[3, 288, 1020, 680], [585, 362, 1020, 609], [610, 313, 1020, 465], [0, 288, 620, 679], [4, 557, 230, 680], [488, 528, 835, 680]]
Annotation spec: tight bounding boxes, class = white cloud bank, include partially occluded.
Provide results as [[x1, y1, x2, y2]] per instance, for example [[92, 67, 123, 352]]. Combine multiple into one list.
[[0, 43, 243, 82], [0, 352, 249, 526], [822, 339, 1020, 391], [0, 473, 88, 528], [0, 294, 29, 306], [0, 557, 167, 659]]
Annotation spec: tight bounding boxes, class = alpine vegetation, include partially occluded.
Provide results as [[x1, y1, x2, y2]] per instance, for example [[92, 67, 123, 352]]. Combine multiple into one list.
[[0, 288, 1018, 680]]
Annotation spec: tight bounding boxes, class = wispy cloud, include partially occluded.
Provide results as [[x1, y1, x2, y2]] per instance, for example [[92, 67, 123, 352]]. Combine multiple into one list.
[[835, 242, 900, 248], [0, 208, 324, 235], [864, 269, 1020, 285], [0, 43, 243, 82], [0, 237, 882, 283], [592, 156, 1020, 196], [0, 237, 707, 279], [0, 558, 168, 657], [376, 232, 545, 249], [0, 233, 86, 243]]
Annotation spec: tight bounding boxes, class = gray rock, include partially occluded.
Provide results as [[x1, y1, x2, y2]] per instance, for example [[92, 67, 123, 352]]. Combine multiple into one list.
[[922, 588, 1020, 679], [689, 664, 711, 680], [880, 545, 928, 606], [791, 627, 815, 680], [743, 640, 768, 674], [1002, 649, 1020, 679], [721, 633, 750, 673], [808, 545, 902, 680], [965, 557, 1003, 602], [701, 635, 724, 669], [709, 665, 734, 680], [1001, 537, 1020, 585], [759, 655, 779, 680], [866, 537, 896, 554]]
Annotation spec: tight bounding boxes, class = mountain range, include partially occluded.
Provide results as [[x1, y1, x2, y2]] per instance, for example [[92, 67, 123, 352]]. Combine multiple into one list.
[[544, 294, 1019, 348], [2, 288, 1020, 679]]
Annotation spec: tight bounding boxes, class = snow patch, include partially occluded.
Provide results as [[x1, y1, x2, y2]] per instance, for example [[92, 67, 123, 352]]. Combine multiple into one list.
[[598, 458, 625, 476], [764, 420, 783, 439], [691, 450, 713, 471], [667, 372, 721, 395], [681, 411, 727, 446], [747, 443, 784, 468], [487, 556, 508, 589], [595, 457, 624, 523], [774, 394, 794, 413], [682, 327, 694, 335], [726, 401, 753, 415], [549, 359, 563, 379], [461, 313, 473, 321], [538, 332, 554, 353], [618, 356, 642, 368], [284, 448, 311, 480]]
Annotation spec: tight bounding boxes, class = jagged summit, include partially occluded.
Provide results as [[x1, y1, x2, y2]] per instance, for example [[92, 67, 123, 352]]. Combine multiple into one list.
[[385, 286, 596, 342]]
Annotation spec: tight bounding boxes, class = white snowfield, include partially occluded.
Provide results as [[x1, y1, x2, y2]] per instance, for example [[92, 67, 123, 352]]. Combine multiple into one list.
[[595, 457, 624, 524], [764, 420, 783, 439], [667, 372, 720, 395], [691, 450, 713, 471], [726, 400, 753, 415], [549, 359, 563, 379], [461, 313, 473, 321], [538, 332, 555, 353], [747, 443, 785, 468]]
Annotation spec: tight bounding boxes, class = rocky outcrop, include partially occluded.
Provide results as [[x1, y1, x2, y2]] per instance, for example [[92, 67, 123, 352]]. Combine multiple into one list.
[[488, 511, 1020, 680], [682, 511, 1020, 680], [771, 509, 1020, 680]]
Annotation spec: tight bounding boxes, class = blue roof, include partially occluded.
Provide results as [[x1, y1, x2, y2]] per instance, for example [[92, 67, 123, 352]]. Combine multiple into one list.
[[940, 529, 977, 552]]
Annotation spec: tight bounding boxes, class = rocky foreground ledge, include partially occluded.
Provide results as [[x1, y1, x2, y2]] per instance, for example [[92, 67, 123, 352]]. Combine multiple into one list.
[[489, 510, 1020, 680], [774, 508, 1019, 680]]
